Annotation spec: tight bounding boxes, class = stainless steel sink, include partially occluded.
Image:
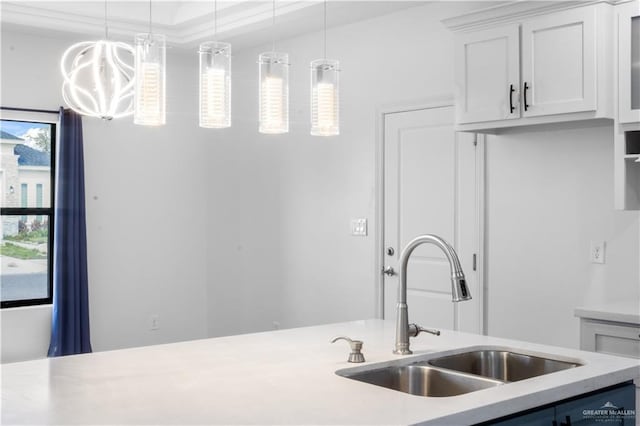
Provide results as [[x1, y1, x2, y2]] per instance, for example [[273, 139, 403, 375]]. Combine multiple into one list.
[[337, 364, 503, 397], [427, 350, 582, 382], [336, 347, 583, 398]]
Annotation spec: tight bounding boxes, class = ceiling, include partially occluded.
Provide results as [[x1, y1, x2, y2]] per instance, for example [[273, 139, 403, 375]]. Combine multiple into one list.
[[0, 1, 425, 51]]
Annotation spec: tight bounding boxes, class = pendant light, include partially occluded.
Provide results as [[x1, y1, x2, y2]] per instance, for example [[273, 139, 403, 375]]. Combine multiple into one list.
[[60, 0, 135, 120], [134, 0, 166, 126], [199, 0, 231, 128], [310, 0, 339, 136], [258, 0, 289, 134]]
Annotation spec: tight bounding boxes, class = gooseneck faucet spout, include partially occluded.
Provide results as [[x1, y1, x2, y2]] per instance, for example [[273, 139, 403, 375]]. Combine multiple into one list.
[[394, 234, 471, 355]]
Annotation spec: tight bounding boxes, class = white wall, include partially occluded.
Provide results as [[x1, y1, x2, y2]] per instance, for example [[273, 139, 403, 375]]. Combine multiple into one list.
[[486, 123, 640, 348], [2, 1, 639, 361], [1, 29, 208, 360], [204, 2, 483, 335], [205, 2, 640, 348]]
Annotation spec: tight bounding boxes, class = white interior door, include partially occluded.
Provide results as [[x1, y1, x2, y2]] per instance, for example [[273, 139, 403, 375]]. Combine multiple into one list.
[[382, 105, 483, 333]]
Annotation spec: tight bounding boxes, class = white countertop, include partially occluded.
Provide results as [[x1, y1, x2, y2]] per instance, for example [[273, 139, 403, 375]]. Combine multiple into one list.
[[575, 299, 640, 325], [2, 319, 639, 425]]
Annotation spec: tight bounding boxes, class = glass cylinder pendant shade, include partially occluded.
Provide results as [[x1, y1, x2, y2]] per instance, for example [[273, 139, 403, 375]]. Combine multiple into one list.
[[199, 42, 231, 128], [310, 59, 339, 136], [134, 33, 166, 126], [258, 52, 289, 134]]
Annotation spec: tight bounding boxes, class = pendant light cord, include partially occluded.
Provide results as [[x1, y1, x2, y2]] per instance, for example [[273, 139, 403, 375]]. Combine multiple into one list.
[[104, 0, 109, 40], [214, 0, 218, 40], [149, 0, 153, 35], [272, 0, 276, 52], [323, 0, 327, 60]]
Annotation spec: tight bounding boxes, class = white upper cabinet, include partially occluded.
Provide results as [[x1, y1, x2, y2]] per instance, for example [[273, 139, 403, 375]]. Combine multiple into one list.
[[446, 3, 613, 132], [618, 0, 640, 124], [455, 25, 520, 123], [614, 1, 640, 211], [521, 8, 596, 117]]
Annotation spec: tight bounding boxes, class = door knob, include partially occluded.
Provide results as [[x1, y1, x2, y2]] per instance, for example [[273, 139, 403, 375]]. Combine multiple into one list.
[[383, 266, 396, 276]]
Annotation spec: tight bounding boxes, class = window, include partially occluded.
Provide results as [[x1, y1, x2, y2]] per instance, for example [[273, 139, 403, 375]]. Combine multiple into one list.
[[20, 183, 27, 222], [1, 117, 56, 308], [21, 183, 28, 206], [36, 184, 43, 222]]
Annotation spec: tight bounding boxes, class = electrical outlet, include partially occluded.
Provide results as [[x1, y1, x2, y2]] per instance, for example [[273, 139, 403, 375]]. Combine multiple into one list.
[[149, 314, 160, 331], [351, 218, 368, 236], [590, 241, 606, 264]]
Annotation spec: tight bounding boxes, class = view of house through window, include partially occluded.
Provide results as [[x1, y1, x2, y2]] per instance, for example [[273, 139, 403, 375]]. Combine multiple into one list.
[[0, 119, 55, 307]]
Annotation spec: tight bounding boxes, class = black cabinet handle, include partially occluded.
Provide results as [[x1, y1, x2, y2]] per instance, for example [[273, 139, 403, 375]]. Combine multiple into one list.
[[523, 82, 530, 111], [509, 84, 515, 113]]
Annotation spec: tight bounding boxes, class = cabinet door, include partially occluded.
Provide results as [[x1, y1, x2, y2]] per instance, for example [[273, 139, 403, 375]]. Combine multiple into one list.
[[488, 407, 555, 425], [618, 1, 640, 123], [454, 25, 520, 124], [555, 384, 636, 425], [521, 7, 596, 117], [580, 319, 640, 359]]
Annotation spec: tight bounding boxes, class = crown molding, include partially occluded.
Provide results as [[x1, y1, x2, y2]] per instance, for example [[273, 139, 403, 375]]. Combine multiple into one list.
[[442, 0, 618, 32]]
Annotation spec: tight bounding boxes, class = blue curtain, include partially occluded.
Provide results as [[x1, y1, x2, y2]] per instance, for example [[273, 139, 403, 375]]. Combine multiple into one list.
[[48, 108, 92, 357]]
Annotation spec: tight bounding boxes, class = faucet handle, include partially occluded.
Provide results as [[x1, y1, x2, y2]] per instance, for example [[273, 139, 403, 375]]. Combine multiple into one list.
[[331, 336, 365, 363], [408, 323, 441, 337]]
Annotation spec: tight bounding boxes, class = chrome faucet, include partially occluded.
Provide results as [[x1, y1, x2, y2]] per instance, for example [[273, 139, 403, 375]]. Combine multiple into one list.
[[394, 234, 472, 355]]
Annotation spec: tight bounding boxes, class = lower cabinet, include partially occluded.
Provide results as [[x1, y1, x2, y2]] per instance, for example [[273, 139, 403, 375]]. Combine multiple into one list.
[[486, 407, 554, 426], [555, 384, 636, 426], [576, 310, 640, 412], [580, 318, 640, 359], [484, 383, 636, 425]]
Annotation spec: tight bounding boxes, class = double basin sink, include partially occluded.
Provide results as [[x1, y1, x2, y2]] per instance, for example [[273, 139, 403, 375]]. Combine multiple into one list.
[[336, 348, 583, 397]]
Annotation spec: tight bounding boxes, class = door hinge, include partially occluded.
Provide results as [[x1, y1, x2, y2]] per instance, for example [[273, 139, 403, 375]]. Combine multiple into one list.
[[472, 253, 477, 271]]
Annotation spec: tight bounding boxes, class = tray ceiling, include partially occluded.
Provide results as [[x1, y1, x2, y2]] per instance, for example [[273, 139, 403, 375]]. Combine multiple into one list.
[[0, 1, 424, 51]]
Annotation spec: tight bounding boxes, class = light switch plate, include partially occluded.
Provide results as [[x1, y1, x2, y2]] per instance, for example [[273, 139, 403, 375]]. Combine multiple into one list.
[[590, 241, 606, 264], [351, 218, 368, 236]]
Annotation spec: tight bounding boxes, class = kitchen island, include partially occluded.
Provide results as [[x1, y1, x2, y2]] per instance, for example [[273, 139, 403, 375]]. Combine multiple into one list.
[[1, 319, 638, 425]]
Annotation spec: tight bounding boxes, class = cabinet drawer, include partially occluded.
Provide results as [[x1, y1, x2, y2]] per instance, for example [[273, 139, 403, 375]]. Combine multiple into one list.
[[581, 319, 640, 359]]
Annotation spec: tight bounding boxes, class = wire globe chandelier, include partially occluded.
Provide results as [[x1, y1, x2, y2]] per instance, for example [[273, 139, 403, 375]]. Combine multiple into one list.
[[61, 41, 135, 120], [60, 1, 135, 120]]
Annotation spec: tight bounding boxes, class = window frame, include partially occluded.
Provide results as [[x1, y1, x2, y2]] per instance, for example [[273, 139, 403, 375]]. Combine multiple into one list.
[[1, 115, 57, 309]]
